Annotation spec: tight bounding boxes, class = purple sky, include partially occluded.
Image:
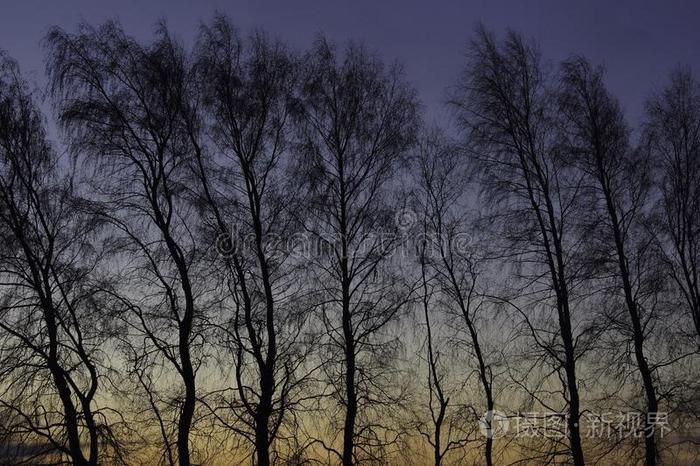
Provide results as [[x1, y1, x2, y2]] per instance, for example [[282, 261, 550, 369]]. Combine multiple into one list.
[[1, 0, 699, 128]]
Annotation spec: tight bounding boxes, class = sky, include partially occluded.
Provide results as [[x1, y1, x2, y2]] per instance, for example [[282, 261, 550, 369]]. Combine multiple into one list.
[[0, 0, 698, 128]]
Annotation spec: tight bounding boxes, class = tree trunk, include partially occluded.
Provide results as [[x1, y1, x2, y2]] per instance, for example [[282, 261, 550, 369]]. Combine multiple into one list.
[[342, 308, 357, 466]]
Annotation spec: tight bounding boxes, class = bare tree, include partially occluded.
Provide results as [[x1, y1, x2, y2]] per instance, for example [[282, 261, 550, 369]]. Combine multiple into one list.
[[189, 16, 315, 465], [413, 131, 498, 466], [46, 23, 207, 466], [292, 37, 419, 465], [0, 52, 120, 465], [644, 69, 700, 341], [451, 26, 588, 465], [416, 243, 452, 466], [558, 57, 662, 465]]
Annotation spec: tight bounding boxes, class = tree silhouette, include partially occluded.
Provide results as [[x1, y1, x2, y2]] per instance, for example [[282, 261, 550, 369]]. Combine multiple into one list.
[[292, 37, 419, 465], [558, 57, 661, 465], [0, 52, 121, 465], [645, 69, 700, 342], [46, 23, 206, 466], [191, 16, 316, 465], [451, 26, 588, 465]]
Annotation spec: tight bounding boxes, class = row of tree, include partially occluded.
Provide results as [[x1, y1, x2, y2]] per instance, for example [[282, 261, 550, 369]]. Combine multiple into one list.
[[0, 16, 698, 466]]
